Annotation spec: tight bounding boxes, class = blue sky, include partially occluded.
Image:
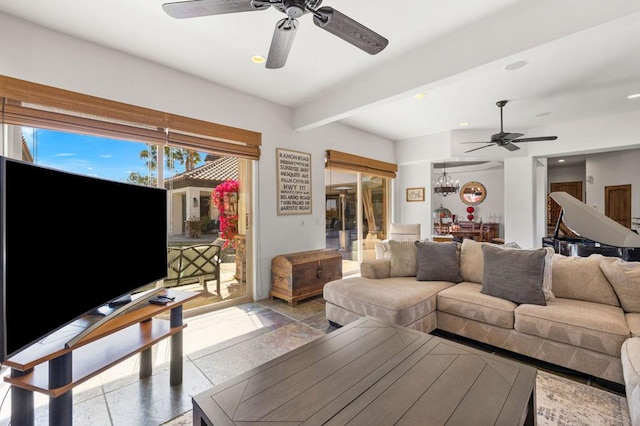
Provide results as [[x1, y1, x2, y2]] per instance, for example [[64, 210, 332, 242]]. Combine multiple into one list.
[[23, 128, 195, 182]]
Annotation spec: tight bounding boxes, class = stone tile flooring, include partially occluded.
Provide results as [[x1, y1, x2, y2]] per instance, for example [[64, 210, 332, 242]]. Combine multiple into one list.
[[0, 295, 335, 426], [0, 295, 630, 425]]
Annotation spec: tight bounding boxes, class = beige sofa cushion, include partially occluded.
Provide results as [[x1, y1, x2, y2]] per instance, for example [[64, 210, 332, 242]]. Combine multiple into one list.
[[551, 254, 620, 307], [626, 313, 640, 337], [459, 239, 491, 283], [621, 338, 640, 426], [436, 282, 517, 329], [360, 259, 391, 279], [515, 298, 629, 357], [459, 239, 554, 301], [323, 276, 454, 327], [600, 257, 640, 312]]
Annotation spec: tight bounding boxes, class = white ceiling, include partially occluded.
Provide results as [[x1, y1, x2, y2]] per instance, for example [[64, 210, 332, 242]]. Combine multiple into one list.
[[1, 0, 640, 145]]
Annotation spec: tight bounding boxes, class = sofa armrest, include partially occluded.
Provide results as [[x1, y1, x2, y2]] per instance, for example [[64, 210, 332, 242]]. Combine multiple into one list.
[[375, 241, 390, 259], [361, 259, 391, 279]]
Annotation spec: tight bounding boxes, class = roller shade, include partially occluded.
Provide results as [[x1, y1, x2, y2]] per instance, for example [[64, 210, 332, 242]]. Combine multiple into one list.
[[325, 149, 397, 178], [1, 75, 261, 159]]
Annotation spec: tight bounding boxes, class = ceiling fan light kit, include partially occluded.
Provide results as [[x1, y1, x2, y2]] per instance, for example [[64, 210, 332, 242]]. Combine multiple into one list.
[[461, 100, 558, 153], [162, 0, 389, 69]]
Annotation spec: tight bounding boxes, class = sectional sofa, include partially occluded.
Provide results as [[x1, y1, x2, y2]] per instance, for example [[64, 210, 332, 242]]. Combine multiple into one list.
[[323, 238, 640, 424]]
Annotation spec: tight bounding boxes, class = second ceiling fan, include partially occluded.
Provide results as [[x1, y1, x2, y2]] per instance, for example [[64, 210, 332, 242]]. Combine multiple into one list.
[[461, 100, 558, 153], [162, 0, 389, 69]]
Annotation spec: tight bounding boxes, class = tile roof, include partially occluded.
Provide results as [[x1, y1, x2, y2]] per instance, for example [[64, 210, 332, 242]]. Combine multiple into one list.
[[166, 156, 238, 183]]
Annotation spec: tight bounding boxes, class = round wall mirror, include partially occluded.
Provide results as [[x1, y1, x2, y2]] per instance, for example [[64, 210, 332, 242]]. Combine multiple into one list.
[[460, 181, 487, 206]]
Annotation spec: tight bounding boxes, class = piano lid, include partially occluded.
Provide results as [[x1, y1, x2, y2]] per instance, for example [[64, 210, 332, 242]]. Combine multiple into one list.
[[550, 191, 640, 248]]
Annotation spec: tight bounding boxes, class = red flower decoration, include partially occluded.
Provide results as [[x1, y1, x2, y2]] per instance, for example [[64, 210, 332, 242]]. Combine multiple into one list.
[[212, 180, 239, 248], [467, 214, 474, 221], [466, 206, 475, 213]]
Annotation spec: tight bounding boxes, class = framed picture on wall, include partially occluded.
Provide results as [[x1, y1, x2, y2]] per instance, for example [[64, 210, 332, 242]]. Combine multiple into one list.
[[406, 187, 425, 202], [276, 148, 312, 215]]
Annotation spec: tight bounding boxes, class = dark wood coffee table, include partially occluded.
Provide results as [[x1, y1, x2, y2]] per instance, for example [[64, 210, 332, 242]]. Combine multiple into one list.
[[192, 316, 537, 425]]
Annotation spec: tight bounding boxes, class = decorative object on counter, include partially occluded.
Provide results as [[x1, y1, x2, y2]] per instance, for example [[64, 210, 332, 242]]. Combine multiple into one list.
[[466, 206, 475, 221], [460, 181, 486, 205], [433, 205, 452, 234], [433, 162, 459, 197]]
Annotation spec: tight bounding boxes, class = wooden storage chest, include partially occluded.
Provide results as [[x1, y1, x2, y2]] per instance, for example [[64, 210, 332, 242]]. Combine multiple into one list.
[[270, 249, 342, 306]]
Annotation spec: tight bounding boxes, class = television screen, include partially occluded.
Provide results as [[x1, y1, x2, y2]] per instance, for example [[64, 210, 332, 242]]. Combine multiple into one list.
[[0, 156, 168, 362]]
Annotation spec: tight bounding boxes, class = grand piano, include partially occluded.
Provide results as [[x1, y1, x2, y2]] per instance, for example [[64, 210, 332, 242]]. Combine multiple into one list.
[[542, 191, 640, 261]]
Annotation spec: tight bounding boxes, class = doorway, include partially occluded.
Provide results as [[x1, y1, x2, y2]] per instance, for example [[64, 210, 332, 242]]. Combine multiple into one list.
[[548, 181, 583, 233], [325, 169, 390, 275], [605, 184, 632, 228]]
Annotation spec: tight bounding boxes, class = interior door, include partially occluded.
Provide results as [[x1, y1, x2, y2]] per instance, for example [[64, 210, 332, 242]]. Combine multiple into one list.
[[548, 181, 583, 230], [605, 184, 632, 228]]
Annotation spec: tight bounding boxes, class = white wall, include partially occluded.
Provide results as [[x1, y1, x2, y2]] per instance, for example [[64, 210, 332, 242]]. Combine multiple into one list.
[[0, 12, 395, 301], [548, 165, 586, 191], [585, 150, 640, 220], [394, 132, 450, 239]]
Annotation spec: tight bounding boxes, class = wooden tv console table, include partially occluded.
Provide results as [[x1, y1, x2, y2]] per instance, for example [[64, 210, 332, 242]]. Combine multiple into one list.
[[3, 289, 200, 426]]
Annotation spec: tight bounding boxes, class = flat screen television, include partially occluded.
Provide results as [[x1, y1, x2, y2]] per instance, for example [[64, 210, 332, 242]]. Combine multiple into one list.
[[0, 156, 168, 363]]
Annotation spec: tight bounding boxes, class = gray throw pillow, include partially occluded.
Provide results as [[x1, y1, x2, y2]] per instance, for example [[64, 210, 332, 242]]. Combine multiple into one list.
[[415, 241, 462, 282], [480, 244, 547, 305]]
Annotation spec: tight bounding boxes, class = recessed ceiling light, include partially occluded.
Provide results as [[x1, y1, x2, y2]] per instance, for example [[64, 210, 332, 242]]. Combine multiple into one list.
[[535, 112, 552, 117], [459, 122, 470, 127], [558, 159, 565, 163], [414, 93, 427, 99], [503, 60, 528, 71], [628, 93, 640, 99], [251, 55, 266, 64]]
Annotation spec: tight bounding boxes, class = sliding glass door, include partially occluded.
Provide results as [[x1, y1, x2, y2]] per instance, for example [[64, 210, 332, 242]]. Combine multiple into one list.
[[325, 169, 390, 275], [3, 125, 252, 314]]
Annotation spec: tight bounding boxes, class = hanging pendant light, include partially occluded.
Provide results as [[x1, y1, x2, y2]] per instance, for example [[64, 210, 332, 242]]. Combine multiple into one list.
[[433, 162, 460, 197]]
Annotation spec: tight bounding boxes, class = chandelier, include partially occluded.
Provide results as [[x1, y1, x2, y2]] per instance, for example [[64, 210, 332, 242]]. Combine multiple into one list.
[[433, 162, 460, 197]]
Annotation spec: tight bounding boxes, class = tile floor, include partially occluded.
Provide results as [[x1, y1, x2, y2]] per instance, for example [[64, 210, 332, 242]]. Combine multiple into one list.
[[0, 294, 628, 425], [0, 295, 336, 426]]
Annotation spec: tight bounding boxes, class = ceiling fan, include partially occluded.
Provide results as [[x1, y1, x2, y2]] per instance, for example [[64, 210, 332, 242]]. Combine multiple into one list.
[[461, 100, 558, 153], [162, 0, 389, 69]]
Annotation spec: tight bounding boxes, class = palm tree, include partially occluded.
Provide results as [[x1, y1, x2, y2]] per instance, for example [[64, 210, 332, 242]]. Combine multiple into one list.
[[138, 145, 202, 172], [128, 145, 202, 184]]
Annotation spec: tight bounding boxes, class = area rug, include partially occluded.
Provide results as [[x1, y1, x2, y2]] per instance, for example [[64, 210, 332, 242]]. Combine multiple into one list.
[[536, 370, 630, 425], [162, 369, 631, 425]]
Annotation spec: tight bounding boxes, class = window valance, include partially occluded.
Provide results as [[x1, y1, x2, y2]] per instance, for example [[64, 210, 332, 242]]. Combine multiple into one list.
[[325, 149, 397, 178], [0, 75, 261, 159]]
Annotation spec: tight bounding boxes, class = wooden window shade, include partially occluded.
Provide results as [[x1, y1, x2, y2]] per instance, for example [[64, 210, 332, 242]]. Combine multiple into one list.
[[325, 149, 397, 178], [0, 75, 261, 160]]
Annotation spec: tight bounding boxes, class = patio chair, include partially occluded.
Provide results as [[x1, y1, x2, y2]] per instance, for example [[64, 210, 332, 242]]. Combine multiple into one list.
[[166, 243, 222, 295]]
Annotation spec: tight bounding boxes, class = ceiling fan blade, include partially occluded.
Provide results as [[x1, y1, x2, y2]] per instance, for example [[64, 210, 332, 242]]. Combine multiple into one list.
[[502, 142, 521, 152], [266, 18, 298, 69], [312, 7, 388, 55], [464, 144, 494, 153], [511, 136, 558, 143], [460, 141, 492, 144], [162, 0, 268, 19], [502, 132, 524, 141]]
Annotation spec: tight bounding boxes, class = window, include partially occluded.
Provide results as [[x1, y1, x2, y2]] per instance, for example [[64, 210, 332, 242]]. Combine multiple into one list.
[[325, 150, 395, 273], [1, 75, 260, 313]]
